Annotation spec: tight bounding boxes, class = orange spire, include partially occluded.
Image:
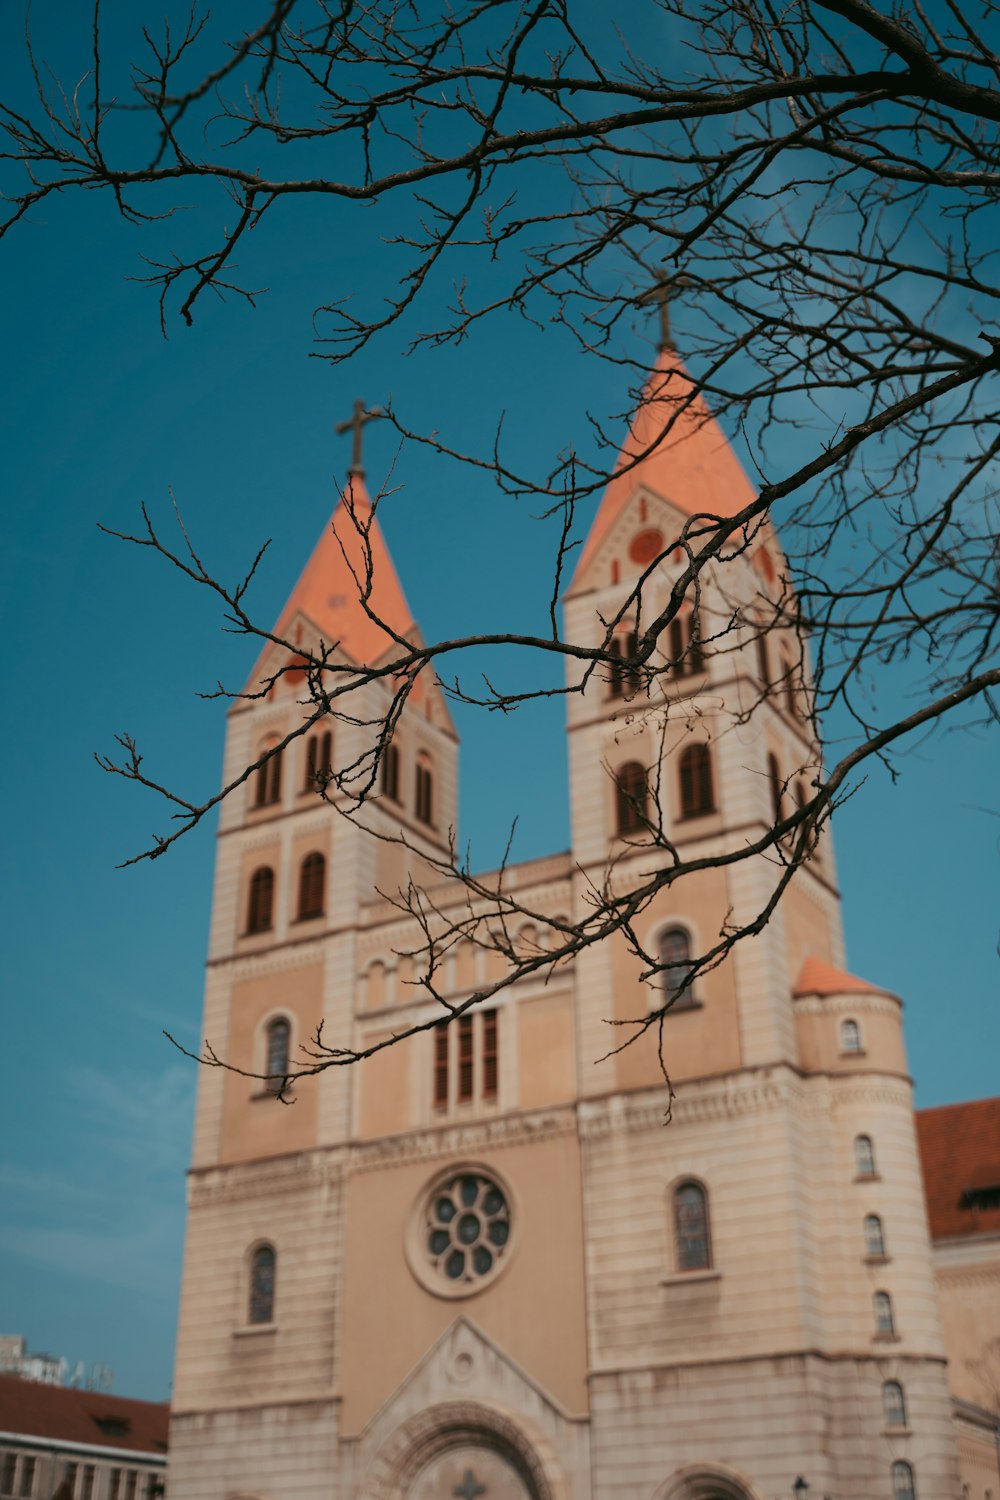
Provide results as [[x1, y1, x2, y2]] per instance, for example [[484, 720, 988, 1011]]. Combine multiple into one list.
[[570, 347, 758, 586], [271, 475, 416, 668]]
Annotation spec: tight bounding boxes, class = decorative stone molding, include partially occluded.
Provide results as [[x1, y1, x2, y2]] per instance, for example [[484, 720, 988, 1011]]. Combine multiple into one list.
[[358, 1399, 566, 1500], [793, 992, 901, 1019], [189, 1150, 344, 1208], [352, 1107, 577, 1175], [578, 1075, 786, 1139]]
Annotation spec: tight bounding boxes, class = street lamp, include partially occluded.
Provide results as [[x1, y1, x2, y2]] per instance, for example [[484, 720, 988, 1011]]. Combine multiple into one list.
[[792, 1482, 809, 1498]]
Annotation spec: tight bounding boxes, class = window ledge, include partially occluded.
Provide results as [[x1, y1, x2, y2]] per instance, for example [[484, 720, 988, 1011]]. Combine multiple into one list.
[[854, 1173, 882, 1184], [659, 998, 704, 1015], [675, 808, 718, 823], [291, 913, 325, 925], [840, 1049, 867, 1059], [233, 1323, 277, 1339], [249, 1089, 294, 1102], [659, 1268, 721, 1287], [883, 1426, 911, 1438], [874, 1332, 901, 1343], [864, 1252, 891, 1265]]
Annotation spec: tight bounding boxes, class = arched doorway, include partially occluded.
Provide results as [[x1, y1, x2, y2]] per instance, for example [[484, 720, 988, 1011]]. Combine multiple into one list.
[[656, 1462, 763, 1500], [359, 1400, 563, 1500], [408, 1444, 533, 1499]]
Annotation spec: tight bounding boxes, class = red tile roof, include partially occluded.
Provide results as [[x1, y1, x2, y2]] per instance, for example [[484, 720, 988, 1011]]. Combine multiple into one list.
[[0, 1376, 168, 1455], [792, 955, 895, 999], [916, 1097, 1000, 1241]]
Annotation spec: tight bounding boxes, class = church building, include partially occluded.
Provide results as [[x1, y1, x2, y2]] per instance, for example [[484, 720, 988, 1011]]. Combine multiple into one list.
[[168, 342, 971, 1499]]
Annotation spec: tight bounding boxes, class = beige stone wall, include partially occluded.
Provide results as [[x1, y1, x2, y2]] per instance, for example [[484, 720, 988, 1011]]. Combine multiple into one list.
[[934, 1234, 1000, 1410], [168, 1401, 340, 1500]]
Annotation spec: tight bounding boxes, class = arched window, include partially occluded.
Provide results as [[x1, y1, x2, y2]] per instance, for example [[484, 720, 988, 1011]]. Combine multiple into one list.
[[246, 867, 274, 934], [608, 630, 641, 699], [248, 1244, 276, 1325], [265, 1017, 290, 1088], [854, 1134, 877, 1177], [297, 852, 326, 920], [415, 753, 434, 826], [303, 729, 332, 792], [864, 1214, 886, 1257], [891, 1460, 916, 1500], [381, 742, 400, 802], [253, 745, 282, 808], [674, 1181, 711, 1272], [874, 1290, 895, 1336], [678, 743, 714, 818], [659, 927, 696, 1009], [767, 751, 784, 822], [782, 655, 798, 717], [883, 1380, 907, 1428], [669, 611, 705, 678], [615, 760, 649, 834], [840, 1017, 862, 1054]]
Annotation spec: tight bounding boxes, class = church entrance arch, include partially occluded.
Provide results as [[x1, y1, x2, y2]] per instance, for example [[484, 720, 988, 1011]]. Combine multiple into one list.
[[656, 1462, 764, 1500], [358, 1400, 564, 1500]]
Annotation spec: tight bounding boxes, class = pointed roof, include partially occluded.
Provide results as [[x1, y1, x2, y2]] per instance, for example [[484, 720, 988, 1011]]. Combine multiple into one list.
[[916, 1097, 1000, 1239], [792, 955, 896, 1000], [570, 347, 758, 587], [271, 475, 417, 668]]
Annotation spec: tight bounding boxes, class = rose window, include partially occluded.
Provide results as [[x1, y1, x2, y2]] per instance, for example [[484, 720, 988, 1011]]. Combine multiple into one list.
[[424, 1172, 511, 1287]]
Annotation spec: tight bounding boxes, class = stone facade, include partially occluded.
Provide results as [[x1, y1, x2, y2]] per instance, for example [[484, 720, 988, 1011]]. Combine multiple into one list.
[[170, 351, 965, 1500]]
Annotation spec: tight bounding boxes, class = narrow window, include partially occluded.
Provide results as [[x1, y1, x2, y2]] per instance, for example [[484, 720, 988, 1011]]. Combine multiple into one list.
[[864, 1214, 886, 1257], [623, 629, 642, 696], [615, 761, 649, 834], [1, 1457, 16, 1496], [678, 744, 715, 818], [297, 851, 326, 920], [81, 1468, 95, 1500], [415, 754, 434, 826], [304, 729, 332, 792], [18, 1458, 34, 1499], [874, 1290, 895, 1336], [891, 1460, 916, 1500], [668, 616, 684, 674], [840, 1018, 862, 1054], [687, 608, 705, 674], [249, 1243, 276, 1324], [482, 1009, 498, 1100], [381, 742, 400, 802], [64, 1466, 77, 1498], [246, 866, 274, 934], [109, 1473, 122, 1500], [674, 1181, 711, 1272], [659, 927, 695, 1009], [883, 1380, 907, 1428], [756, 633, 770, 687], [265, 1017, 291, 1089], [854, 1134, 876, 1177], [433, 1023, 449, 1109], [767, 751, 784, 822], [607, 636, 625, 699], [457, 1015, 474, 1103], [123, 1474, 136, 1500], [254, 747, 282, 807], [783, 655, 797, 716]]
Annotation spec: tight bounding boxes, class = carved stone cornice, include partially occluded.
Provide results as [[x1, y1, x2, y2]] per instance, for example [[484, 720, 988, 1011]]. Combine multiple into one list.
[[578, 1074, 787, 1139], [793, 992, 901, 1018], [189, 1149, 346, 1208], [350, 1107, 578, 1175]]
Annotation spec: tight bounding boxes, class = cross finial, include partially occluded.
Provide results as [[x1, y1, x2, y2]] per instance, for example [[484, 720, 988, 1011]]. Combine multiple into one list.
[[636, 271, 693, 352], [335, 398, 382, 478], [452, 1471, 486, 1500]]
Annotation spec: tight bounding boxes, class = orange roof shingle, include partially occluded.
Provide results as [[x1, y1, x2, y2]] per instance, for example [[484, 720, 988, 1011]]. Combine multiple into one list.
[[571, 347, 758, 587], [0, 1375, 168, 1454], [792, 955, 894, 999], [916, 1097, 1000, 1241]]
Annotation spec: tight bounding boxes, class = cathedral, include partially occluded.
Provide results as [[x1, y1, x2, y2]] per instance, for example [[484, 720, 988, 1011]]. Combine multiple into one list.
[[168, 342, 979, 1500]]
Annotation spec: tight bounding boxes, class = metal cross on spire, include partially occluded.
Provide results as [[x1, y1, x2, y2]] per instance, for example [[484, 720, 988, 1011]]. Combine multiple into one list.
[[335, 398, 383, 478], [636, 270, 693, 352]]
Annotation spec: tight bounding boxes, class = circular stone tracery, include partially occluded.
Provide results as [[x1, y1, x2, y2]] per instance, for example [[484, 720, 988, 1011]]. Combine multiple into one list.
[[424, 1171, 511, 1288]]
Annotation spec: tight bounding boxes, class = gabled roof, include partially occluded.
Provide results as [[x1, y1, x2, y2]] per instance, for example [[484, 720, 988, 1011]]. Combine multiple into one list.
[[917, 1097, 1000, 1240], [0, 1374, 169, 1455], [269, 475, 416, 670], [570, 347, 758, 587], [792, 955, 893, 999]]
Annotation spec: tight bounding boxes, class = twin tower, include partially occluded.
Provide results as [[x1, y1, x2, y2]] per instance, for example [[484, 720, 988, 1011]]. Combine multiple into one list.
[[168, 348, 959, 1499]]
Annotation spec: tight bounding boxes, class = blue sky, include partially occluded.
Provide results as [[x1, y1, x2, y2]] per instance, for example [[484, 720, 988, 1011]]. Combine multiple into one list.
[[0, 2, 997, 1405]]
